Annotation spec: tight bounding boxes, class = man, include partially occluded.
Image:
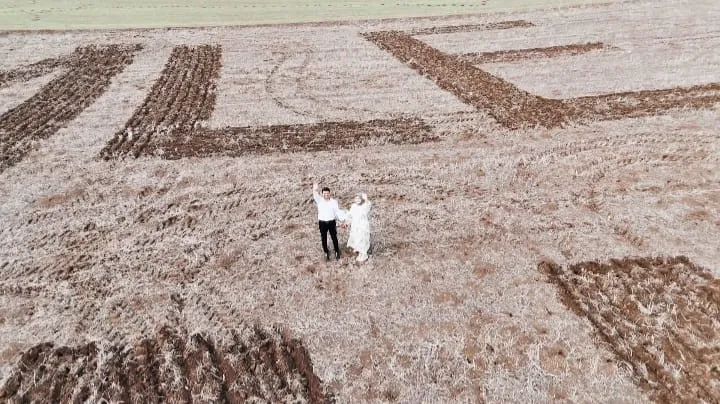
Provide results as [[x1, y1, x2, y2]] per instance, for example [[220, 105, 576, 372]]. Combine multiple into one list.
[[313, 183, 343, 261]]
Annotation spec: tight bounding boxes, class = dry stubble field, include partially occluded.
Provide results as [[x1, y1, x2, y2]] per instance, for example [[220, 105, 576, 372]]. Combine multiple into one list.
[[1, 0, 719, 402]]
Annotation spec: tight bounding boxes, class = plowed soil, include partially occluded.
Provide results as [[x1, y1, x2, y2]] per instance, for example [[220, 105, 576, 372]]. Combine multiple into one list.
[[458, 42, 609, 64], [0, 325, 330, 403], [0, 55, 73, 88], [101, 44, 222, 158], [156, 117, 435, 158], [570, 83, 720, 122], [540, 257, 720, 403], [364, 31, 720, 129], [102, 44, 434, 159], [364, 30, 569, 129], [0, 44, 141, 172], [1, 1, 719, 402], [409, 19, 534, 35]]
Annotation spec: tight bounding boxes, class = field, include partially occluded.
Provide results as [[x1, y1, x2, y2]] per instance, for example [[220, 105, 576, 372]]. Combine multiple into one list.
[[1, 0, 719, 402], [0, 0, 612, 31]]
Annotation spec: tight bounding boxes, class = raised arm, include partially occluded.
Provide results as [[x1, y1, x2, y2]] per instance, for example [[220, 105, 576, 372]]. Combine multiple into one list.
[[312, 182, 321, 203], [362, 193, 371, 212]]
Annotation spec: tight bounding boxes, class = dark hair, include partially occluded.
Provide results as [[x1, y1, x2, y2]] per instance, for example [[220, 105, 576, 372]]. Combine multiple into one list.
[[322, 187, 331, 193]]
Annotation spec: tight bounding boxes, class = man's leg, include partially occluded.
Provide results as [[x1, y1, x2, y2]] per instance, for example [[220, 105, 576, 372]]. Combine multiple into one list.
[[319, 221, 330, 259], [329, 220, 340, 259]]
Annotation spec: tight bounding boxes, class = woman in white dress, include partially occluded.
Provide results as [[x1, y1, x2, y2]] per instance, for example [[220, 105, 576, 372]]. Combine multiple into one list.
[[344, 193, 372, 262]]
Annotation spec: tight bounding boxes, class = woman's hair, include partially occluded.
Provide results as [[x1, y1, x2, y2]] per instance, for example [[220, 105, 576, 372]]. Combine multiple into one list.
[[355, 194, 365, 204]]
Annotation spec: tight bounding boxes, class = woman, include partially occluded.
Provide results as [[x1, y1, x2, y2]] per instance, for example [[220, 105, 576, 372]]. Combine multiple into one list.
[[344, 193, 372, 262]]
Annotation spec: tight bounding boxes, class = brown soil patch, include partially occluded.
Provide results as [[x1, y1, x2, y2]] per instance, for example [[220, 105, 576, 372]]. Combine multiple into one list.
[[101, 44, 434, 159], [540, 256, 720, 403], [538, 342, 570, 374], [409, 19, 534, 35], [36, 184, 87, 209], [569, 83, 720, 122], [0, 55, 74, 88], [458, 42, 611, 64], [0, 44, 141, 173], [434, 291, 465, 306], [363, 30, 569, 129], [0, 325, 332, 403], [364, 31, 720, 129], [101, 44, 222, 158], [154, 117, 435, 158]]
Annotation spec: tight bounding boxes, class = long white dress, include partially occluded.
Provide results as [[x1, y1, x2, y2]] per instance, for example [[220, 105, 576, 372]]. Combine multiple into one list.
[[346, 200, 372, 261]]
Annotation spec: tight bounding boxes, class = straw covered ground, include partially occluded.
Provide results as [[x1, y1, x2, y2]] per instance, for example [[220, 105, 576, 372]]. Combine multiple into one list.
[[1, 0, 719, 402]]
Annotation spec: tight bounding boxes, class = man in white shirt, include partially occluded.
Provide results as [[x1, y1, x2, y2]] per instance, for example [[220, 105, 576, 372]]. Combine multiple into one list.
[[313, 183, 343, 261]]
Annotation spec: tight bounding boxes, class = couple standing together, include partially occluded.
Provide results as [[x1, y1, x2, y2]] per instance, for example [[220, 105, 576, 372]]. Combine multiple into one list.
[[312, 183, 372, 262]]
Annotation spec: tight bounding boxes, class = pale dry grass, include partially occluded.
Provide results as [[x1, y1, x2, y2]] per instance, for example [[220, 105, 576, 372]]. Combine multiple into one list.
[[420, 0, 720, 98], [0, 326, 327, 402], [0, 72, 61, 115], [1, 0, 719, 402], [208, 27, 473, 128], [541, 257, 720, 402]]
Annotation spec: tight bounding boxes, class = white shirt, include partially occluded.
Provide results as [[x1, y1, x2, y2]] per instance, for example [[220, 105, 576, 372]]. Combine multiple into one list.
[[313, 191, 342, 221]]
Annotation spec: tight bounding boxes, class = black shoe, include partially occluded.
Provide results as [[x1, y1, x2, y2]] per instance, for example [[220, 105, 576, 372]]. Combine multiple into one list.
[[325, 254, 331, 261], [335, 252, 341, 260]]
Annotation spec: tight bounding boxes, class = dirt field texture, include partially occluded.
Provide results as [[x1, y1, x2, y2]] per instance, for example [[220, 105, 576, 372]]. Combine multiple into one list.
[[1, 0, 719, 402], [1, 325, 329, 403], [541, 257, 720, 403]]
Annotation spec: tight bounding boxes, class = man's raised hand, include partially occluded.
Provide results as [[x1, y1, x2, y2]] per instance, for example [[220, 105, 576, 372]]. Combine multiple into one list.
[[313, 182, 319, 192]]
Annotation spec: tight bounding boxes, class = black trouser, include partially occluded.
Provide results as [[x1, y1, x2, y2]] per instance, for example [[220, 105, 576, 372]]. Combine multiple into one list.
[[319, 220, 340, 257]]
